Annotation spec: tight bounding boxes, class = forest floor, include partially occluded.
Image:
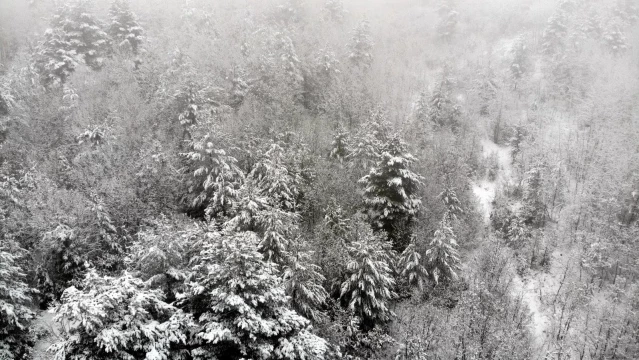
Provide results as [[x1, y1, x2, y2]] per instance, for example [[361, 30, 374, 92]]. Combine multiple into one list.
[[31, 310, 62, 360], [470, 138, 567, 358]]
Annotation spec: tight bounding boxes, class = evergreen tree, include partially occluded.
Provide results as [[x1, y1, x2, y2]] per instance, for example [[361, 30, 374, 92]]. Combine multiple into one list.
[[328, 126, 351, 163], [0, 244, 36, 360], [438, 187, 464, 221], [51, 271, 193, 360], [33, 28, 78, 86], [323, 200, 351, 237], [348, 20, 374, 69], [250, 143, 301, 212], [283, 248, 329, 322], [182, 135, 244, 218], [347, 112, 390, 171], [359, 135, 423, 248], [34, 0, 111, 85], [184, 231, 328, 359], [424, 217, 461, 286], [340, 220, 396, 330], [397, 239, 428, 290], [522, 166, 546, 227], [109, 0, 144, 54], [425, 74, 461, 130], [225, 179, 299, 264]]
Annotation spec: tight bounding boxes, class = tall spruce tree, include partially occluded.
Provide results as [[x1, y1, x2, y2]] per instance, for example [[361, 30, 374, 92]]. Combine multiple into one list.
[[424, 216, 461, 286], [182, 135, 244, 218], [359, 135, 423, 249], [397, 239, 428, 290], [340, 220, 396, 330]]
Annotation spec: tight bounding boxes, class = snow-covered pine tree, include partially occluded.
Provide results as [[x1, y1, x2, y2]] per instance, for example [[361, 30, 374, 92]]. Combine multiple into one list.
[[34, 0, 111, 85], [397, 239, 428, 290], [426, 74, 462, 130], [522, 165, 546, 227], [184, 231, 328, 359], [225, 177, 299, 264], [424, 216, 461, 286], [182, 134, 244, 218], [249, 143, 301, 212], [126, 215, 203, 301], [438, 187, 464, 221], [283, 247, 329, 322], [254, 206, 298, 263], [340, 220, 396, 330], [0, 244, 35, 360], [33, 28, 78, 86], [348, 19, 374, 69], [323, 200, 351, 237], [109, 0, 144, 54], [328, 125, 351, 163], [347, 113, 389, 171], [54, 0, 109, 70], [359, 135, 423, 248], [51, 270, 193, 360]]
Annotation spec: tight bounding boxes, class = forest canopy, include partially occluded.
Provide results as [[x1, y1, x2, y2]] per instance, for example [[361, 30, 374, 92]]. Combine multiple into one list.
[[0, 0, 638, 359]]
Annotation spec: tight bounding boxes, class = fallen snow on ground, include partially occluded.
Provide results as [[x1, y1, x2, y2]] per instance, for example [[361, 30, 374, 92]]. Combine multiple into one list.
[[472, 138, 551, 354], [31, 310, 62, 360], [511, 275, 549, 354]]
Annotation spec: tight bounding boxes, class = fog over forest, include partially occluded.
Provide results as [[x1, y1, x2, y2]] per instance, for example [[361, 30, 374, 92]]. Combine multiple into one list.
[[0, 0, 638, 359]]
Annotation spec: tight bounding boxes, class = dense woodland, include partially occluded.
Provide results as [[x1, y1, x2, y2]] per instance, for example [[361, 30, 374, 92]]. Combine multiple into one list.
[[0, 0, 638, 359]]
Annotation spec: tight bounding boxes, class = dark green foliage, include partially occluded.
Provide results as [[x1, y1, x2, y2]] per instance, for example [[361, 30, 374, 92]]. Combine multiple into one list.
[[328, 126, 351, 163], [35, 225, 87, 307]]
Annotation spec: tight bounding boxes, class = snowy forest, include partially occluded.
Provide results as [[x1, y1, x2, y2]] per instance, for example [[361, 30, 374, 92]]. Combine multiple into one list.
[[0, 0, 638, 359]]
